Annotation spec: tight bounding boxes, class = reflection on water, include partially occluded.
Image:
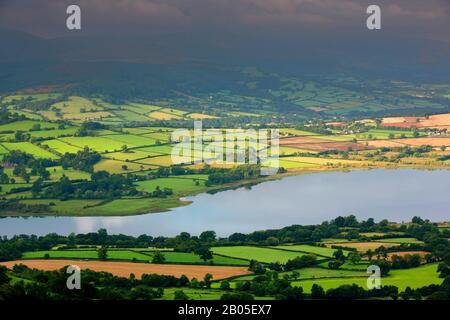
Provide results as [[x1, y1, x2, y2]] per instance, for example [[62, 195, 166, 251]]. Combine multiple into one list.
[[1, 169, 449, 237]]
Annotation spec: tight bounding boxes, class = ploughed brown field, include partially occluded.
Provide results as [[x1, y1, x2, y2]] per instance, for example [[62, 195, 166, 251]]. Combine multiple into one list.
[[0, 260, 251, 280], [366, 140, 406, 148], [367, 137, 450, 148], [381, 113, 450, 129]]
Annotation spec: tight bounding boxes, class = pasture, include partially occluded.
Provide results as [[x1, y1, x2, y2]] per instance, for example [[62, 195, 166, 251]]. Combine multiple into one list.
[[328, 242, 397, 252], [93, 159, 151, 174], [211, 246, 310, 264], [270, 245, 348, 258], [22, 250, 151, 261], [234, 267, 367, 282], [1, 142, 59, 159], [136, 176, 208, 194], [59, 136, 127, 153], [292, 263, 442, 293]]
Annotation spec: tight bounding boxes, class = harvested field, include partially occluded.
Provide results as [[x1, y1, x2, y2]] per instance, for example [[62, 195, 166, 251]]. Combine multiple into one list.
[[381, 113, 450, 129], [391, 137, 450, 147], [417, 113, 450, 127], [0, 260, 251, 280], [386, 251, 430, 261], [365, 140, 407, 148]]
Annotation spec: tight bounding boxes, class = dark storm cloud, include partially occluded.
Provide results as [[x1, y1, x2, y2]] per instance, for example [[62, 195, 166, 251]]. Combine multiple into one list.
[[0, 0, 449, 40]]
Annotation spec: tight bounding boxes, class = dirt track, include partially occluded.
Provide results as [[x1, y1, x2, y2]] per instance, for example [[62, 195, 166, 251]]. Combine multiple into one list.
[[0, 259, 251, 280]]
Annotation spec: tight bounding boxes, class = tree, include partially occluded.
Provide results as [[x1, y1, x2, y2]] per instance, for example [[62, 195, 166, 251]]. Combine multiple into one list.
[[333, 249, 345, 261], [97, 245, 108, 260], [31, 178, 44, 196], [203, 273, 213, 289], [194, 246, 213, 262], [152, 251, 166, 264], [311, 284, 325, 299], [0, 266, 9, 285], [174, 290, 189, 300], [367, 249, 374, 262], [248, 260, 265, 274], [328, 260, 343, 269], [199, 231, 216, 242], [349, 252, 361, 265], [220, 280, 231, 290]]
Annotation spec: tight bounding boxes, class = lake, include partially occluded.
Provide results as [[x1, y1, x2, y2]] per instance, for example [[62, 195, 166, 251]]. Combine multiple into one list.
[[1, 169, 449, 237]]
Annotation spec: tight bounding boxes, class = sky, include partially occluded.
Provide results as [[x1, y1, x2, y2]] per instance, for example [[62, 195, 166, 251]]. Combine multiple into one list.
[[0, 0, 449, 42]]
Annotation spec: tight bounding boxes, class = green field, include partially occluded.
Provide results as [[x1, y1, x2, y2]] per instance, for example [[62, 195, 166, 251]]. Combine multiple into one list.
[[318, 260, 370, 271], [374, 238, 424, 244], [136, 176, 208, 194], [23, 250, 151, 261], [0, 183, 31, 194], [102, 134, 157, 148], [22, 250, 248, 266], [212, 246, 310, 263], [47, 166, 91, 181], [0, 120, 58, 132], [18, 196, 185, 216], [292, 263, 442, 293], [59, 136, 127, 153], [1, 142, 59, 159], [41, 139, 83, 154], [270, 245, 348, 258], [233, 267, 367, 282]]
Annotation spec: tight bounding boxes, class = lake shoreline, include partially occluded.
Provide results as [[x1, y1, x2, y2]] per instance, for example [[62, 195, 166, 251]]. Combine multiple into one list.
[[1, 163, 449, 217]]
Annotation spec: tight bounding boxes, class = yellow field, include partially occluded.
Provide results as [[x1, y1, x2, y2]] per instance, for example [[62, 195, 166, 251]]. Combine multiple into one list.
[[282, 156, 367, 166], [187, 113, 218, 119], [52, 96, 103, 113], [94, 159, 153, 173], [149, 111, 182, 120], [62, 111, 113, 121], [135, 155, 175, 166]]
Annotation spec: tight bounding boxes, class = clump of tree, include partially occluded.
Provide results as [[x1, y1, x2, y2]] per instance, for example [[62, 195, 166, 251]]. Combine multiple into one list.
[[61, 147, 101, 172], [39, 171, 138, 200]]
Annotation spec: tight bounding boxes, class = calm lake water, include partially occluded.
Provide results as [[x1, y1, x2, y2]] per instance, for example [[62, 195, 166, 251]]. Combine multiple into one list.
[[1, 169, 449, 237]]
